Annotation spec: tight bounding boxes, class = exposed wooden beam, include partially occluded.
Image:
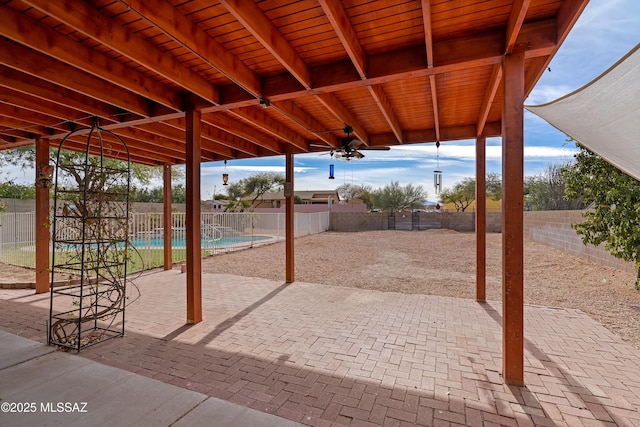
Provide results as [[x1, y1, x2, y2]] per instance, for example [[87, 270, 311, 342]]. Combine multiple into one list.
[[421, 0, 440, 142], [202, 113, 283, 154], [228, 107, 309, 152], [0, 104, 73, 133], [271, 100, 340, 149], [0, 115, 64, 138], [219, 0, 312, 89], [21, 0, 219, 106], [556, 0, 591, 45], [0, 65, 122, 123], [368, 121, 502, 146], [0, 5, 182, 111], [505, 0, 531, 54], [477, 64, 503, 137], [62, 136, 171, 165], [122, 0, 261, 98], [367, 85, 403, 143], [429, 75, 441, 142], [0, 88, 96, 128], [318, 0, 366, 78], [0, 39, 157, 118], [316, 93, 368, 145], [210, 20, 556, 114]]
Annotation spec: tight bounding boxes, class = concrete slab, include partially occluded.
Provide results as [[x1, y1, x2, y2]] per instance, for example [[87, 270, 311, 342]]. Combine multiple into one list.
[[173, 397, 304, 427], [0, 330, 55, 370], [0, 333, 307, 427]]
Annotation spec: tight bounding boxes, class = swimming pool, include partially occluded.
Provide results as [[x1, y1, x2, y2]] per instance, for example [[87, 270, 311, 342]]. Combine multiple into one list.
[[129, 234, 272, 249]]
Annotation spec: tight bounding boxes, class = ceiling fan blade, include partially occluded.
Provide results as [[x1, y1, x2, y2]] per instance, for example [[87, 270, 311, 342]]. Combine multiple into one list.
[[359, 146, 390, 151], [347, 139, 363, 149]]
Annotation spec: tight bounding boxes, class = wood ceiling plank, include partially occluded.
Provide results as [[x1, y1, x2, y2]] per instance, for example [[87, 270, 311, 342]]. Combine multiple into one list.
[[367, 85, 403, 143], [0, 39, 157, 118], [0, 4, 182, 112], [316, 92, 368, 145], [219, 0, 312, 89], [156, 117, 246, 158], [271, 100, 339, 148], [228, 107, 309, 152], [0, 65, 122, 124], [123, 0, 261, 98], [21, 0, 220, 105], [318, 0, 366, 78], [0, 115, 61, 139], [202, 112, 283, 154], [0, 88, 95, 128]]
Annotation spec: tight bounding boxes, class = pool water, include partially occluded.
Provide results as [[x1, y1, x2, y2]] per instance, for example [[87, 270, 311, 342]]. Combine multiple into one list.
[[129, 235, 270, 248]]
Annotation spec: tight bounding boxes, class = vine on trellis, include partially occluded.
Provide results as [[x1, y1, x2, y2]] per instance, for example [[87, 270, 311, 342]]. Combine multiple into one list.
[[48, 120, 133, 352]]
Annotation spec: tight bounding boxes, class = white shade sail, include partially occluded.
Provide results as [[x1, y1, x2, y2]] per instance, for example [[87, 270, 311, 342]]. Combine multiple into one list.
[[526, 44, 640, 180]]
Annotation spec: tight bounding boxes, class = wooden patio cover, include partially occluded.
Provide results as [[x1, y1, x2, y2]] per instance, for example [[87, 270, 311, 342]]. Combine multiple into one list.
[[0, 0, 588, 386]]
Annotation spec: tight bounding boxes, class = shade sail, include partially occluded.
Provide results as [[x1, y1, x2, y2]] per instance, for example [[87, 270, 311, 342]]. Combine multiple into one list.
[[526, 44, 640, 180]]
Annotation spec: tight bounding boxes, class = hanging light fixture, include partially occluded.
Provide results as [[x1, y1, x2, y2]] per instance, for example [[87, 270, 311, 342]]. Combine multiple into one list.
[[222, 159, 229, 185], [434, 141, 442, 195]]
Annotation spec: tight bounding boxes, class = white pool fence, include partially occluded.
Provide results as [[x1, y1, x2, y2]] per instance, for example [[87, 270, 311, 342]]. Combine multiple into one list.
[[0, 211, 329, 272]]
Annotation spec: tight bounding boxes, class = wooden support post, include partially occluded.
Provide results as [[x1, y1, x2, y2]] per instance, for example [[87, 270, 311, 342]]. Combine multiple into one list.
[[475, 135, 486, 302], [185, 109, 202, 324], [163, 164, 172, 270], [35, 137, 50, 294], [502, 49, 525, 386], [285, 153, 294, 283]]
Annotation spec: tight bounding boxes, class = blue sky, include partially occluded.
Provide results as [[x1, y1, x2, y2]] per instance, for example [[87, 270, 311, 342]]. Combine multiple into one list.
[[3, 1, 639, 201]]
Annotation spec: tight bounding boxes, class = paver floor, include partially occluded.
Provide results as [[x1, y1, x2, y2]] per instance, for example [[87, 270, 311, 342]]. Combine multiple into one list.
[[1, 270, 639, 426]]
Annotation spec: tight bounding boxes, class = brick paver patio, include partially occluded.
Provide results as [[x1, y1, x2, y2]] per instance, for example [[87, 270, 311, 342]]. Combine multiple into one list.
[[1, 270, 639, 426]]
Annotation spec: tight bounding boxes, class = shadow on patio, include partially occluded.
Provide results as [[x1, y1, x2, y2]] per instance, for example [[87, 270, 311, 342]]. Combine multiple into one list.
[[1, 270, 639, 426]]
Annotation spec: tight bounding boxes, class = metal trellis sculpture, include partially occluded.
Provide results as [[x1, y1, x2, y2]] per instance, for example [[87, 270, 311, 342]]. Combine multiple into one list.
[[48, 119, 131, 352]]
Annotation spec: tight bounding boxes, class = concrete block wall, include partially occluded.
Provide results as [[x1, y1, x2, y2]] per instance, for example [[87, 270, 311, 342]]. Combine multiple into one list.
[[524, 210, 635, 274], [330, 211, 502, 233], [329, 212, 388, 232]]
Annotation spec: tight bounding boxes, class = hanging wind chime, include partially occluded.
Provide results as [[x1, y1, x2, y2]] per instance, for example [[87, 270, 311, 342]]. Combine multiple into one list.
[[328, 163, 335, 179], [434, 141, 442, 195], [222, 159, 229, 185]]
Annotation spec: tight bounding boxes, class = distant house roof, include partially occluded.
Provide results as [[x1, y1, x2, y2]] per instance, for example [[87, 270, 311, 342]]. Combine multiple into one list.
[[249, 190, 340, 203]]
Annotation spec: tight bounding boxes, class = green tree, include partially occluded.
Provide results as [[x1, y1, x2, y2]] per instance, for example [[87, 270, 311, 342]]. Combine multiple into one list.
[[486, 172, 503, 201], [222, 172, 284, 211], [240, 173, 285, 204], [440, 174, 503, 212], [0, 181, 37, 199], [440, 178, 476, 212], [224, 181, 251, 212], [372, 181, 427, 211], [0, 146, 178, 189], [525, 162, 584, 211], [564, 144, 640, 290]]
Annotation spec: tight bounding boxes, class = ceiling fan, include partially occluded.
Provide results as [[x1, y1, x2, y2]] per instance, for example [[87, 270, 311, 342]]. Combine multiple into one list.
[[325, 126, 390, 161]]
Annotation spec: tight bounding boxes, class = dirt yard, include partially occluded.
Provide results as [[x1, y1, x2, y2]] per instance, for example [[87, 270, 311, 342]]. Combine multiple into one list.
[[201, 230, 640, 348]]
